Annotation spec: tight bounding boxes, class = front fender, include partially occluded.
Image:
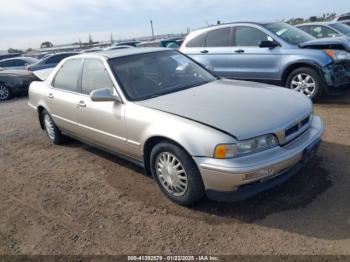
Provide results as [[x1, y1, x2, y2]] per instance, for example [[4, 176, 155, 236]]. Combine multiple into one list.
[[125, 103, 236, 160]]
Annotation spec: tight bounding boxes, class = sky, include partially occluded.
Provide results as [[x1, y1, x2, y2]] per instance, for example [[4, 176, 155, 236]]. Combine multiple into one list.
[[0, 0, 349, 50]]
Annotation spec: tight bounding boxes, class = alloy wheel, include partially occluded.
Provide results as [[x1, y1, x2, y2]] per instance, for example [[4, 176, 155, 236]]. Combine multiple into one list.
[[290, 73, 316, 97], [44, 114, 56, 140], [0, 85, 10, 101]]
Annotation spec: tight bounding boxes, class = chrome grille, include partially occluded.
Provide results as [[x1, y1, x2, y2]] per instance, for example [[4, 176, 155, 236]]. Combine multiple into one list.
[[275, 115, 312, 145]]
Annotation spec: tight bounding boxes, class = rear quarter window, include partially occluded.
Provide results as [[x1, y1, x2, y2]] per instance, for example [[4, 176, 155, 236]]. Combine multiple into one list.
[[186, 33, 206, 47], [52, 59, 82, 92]]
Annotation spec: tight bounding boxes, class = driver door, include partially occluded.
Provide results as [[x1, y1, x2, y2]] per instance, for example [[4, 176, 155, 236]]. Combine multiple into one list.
[[76, 58, 128, 155]]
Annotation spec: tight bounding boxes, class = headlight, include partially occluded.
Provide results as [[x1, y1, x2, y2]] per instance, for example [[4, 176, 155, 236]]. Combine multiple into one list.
[[324, 49, 350, 61], [214, 134, 278, 159]]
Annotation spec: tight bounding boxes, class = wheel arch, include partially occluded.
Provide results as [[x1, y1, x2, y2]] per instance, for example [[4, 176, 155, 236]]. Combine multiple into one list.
[[143, 136, 195, 176], [281, 61, 324, 85], [37, 105, 46, 130]]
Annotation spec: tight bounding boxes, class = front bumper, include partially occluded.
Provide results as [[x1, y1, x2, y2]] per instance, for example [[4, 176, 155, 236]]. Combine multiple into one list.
[[323, 61, 350, 90], [193, 115, 324, 202]]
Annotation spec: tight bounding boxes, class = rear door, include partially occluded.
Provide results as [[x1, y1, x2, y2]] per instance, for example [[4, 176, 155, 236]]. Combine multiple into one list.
[[230, 26, 282, 80], [76, 58, 128, 154], [48, 58, 83, 134], [199, 27, 234, 77]]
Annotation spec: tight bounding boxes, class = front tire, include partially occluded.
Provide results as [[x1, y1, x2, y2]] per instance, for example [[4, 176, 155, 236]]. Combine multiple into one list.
[[150, 142, 205, 206], [42, 110, 64, 145], [0, 85, 12, 101], [286, 67, 324, 100]]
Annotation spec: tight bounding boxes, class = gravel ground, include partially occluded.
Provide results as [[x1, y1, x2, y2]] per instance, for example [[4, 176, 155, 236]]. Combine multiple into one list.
[[0, 93, 349, 256]]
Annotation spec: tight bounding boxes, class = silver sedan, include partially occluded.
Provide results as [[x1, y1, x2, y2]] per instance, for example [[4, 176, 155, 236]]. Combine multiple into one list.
[[28, 48, 324, 205]]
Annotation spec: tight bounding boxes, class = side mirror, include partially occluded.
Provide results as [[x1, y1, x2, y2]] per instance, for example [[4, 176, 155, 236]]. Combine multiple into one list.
[[259, 40, 279, 48], [90, 88, 122, 103]]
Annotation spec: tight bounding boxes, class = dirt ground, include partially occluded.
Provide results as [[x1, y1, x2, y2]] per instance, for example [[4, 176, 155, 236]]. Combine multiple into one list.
[[0, 92, 349, 256]]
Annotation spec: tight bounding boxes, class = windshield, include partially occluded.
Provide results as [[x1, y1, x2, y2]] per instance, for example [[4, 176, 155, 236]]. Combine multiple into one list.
[[109, 51, 217, 101], [264, 22, 315, 45], [329, 23, 350, 36]]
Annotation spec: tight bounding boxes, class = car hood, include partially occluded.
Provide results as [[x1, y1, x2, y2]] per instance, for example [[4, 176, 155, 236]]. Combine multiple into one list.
[[300, 36, 350, 51], [136, 79, 312, 140]]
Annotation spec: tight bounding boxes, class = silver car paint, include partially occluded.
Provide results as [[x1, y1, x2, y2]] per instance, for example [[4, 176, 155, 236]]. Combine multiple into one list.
[[137, 79, 312, 142], [28, 50, 324, 193]]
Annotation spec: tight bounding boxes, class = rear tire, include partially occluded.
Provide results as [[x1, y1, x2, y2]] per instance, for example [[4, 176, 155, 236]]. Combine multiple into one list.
[[0, 85, 12, 101], [42, 110, 64, 145], [286, 67, 325, 101], [150, 142, 205, 206]]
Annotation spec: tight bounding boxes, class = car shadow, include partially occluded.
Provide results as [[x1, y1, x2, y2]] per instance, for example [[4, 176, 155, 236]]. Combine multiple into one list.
[[64, 138, 349, 240], [191, 141, 349, 240], [317, 89, 350, 105]]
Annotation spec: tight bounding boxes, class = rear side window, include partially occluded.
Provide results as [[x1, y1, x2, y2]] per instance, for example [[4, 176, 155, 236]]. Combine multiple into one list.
[[206, 27, 232, 47], [53, 59, 82, 92], [235, 26, 271, 46], [186, 33, 206, 47], [338, 15, 350, 21], [47, 54, 75, 64], [0, 60, 14, 67], [309, 26, 338, 38], [298, 26, 309, 33], [13, 59, 27, 66], [81, 59, 114, 95], [46, 55, 62, 64]]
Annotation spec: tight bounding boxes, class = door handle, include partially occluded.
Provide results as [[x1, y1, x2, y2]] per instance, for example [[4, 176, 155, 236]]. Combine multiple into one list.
[[77, 101, 86, 108], [200, 50, 209, 54], [234, 49, 245, 53], [48, 93, 54, 99]]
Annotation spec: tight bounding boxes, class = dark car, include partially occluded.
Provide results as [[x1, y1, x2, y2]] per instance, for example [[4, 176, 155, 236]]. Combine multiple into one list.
[[138, 38, 183, 49], [27, 52, 79, 71], [0, 57, 39, 70], [114, 41, 140, 47], [0, 69, 38, 101], [333, 13, 350, 27]]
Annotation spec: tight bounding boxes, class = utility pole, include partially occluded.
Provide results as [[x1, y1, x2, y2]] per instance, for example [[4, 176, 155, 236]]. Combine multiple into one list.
[[150, 20, 155, 40]]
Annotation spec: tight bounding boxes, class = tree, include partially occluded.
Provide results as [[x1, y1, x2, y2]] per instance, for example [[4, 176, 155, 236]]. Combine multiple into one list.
[[8, 48, 22, 54], [40, 41, 53, 49]]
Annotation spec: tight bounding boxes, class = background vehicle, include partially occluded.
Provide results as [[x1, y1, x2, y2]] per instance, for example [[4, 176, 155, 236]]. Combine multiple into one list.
[[0, 57, 39, 70], [103, 45, 134, 51], [180, 22, 350, 100], [27, 52, 79, 71], [28, 49, 323, 205], [81, 47, 104, 53], [333, 12, 350, 26], [0, 69, 38, 101], [114, 41, 140, 47], [138, 38, 184, 49], [297, 22, 350, 38]]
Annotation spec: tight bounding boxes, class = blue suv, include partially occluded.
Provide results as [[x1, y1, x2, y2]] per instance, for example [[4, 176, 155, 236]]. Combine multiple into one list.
[[180, 22, 350, 100]]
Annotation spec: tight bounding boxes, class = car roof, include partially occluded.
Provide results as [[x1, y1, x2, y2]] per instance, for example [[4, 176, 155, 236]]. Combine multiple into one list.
[[72, 47, 169, 60], [194, 21, 275, 31]]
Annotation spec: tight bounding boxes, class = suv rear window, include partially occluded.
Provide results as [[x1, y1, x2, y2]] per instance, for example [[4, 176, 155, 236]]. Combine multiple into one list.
[[186, 33, 206, 48]]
